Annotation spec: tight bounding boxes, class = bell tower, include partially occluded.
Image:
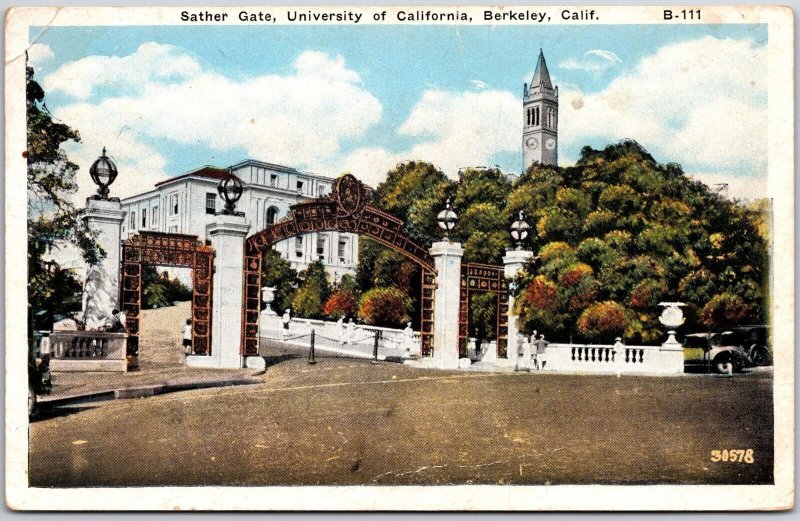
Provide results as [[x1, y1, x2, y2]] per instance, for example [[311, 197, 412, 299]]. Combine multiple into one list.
[[522, 49, 558, 170]]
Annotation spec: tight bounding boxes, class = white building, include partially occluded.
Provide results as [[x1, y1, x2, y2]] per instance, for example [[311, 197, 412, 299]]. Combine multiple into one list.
[[120, 159, 358, 281]]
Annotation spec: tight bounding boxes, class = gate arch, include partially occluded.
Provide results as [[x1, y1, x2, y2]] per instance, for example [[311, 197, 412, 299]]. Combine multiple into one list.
[[121, 232, 215, 357], [241, 174, 436, 357]]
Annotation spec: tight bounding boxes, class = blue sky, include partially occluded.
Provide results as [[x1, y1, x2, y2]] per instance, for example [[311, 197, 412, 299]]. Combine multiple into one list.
[[28, 23, 768, 200]]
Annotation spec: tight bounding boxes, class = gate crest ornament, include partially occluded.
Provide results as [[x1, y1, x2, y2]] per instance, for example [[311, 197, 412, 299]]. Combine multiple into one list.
[[334, 173, 370, 217]]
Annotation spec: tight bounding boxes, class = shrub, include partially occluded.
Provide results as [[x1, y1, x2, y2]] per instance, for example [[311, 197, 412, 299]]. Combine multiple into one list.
[[323, 291, 358, 320], [578, 301, 629, 340], [358, 287, 412, 328], [292, 284, 324, 319]]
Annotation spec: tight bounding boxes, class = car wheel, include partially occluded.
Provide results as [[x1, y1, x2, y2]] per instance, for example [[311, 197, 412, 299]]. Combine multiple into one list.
[[28, 384, 36, 418], [714, 358, 734, 375]]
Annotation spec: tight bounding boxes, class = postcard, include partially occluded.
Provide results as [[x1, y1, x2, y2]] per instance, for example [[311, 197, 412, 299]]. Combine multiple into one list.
[[5, 5, 794, 511]]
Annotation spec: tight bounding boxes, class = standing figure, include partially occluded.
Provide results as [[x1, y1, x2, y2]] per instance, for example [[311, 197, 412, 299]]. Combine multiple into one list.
[[534, 333, 549, 370], [183, 319, 192, 356], [338, 316, 347, 345], [282, 308, 291, 339], [106, 309, 127, 333], [529, 330, 538, 368]]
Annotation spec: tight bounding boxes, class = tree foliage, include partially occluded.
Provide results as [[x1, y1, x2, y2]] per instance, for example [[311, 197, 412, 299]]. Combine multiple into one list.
[[141, 265, 192, 309], [512, 140, 768, 343], [291, 260, 331, 319]]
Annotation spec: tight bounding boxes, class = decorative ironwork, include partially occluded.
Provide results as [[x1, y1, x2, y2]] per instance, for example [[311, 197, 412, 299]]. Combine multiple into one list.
[[242, 174, 436, 357], [121, 232, 214, 358], [459, 262, 509, 358]]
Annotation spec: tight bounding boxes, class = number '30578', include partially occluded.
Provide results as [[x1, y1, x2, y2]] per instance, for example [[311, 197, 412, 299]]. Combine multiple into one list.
[[711, 449, 754, 463]]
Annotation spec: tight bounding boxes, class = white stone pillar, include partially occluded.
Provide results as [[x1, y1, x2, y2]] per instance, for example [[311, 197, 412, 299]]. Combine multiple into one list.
[[503, 249, 534, 369], [188, 214, 249, 369], [81, 198, 124, 330], [430, 241, 463, 369]]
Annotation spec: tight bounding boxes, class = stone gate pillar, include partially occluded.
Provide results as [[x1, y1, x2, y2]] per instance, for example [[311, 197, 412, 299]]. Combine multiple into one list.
[[188, 214, 249, 369], [503, 249, 534, 368], [430, 241, 463, 369], [81, 198, 124, 330]]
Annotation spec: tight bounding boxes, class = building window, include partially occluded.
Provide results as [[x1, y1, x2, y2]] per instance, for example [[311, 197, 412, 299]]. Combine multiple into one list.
[[206, 193, 216, 215], [170, 193, 179, 215], [338, 237, 349, 263], [266, 206, 279, 225], [316, 234, 327, 261], [270, 174, 278, 187], [169, 225, 178, 233], [141, 208, 147, 228], [130, 211, 136, 230], [152, 206, 159, 227], [296, 180, 304, 192], [295, 236, 303, 257], [317, 185, 326, 197]]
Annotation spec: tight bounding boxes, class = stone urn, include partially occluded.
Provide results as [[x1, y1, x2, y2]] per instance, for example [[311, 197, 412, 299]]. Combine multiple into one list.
[[658, 302, 686, 347], [261, 286, 277, 315]]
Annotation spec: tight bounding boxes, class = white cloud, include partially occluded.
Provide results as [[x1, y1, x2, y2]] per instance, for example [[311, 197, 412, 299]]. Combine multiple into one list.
[[336, 89, 518, 184], [46, 44, 382, 202], [559, 49, 621, 73], [470, 79, 488, 90], [27, 43, 54, 68], [558, 36, 767, 181], [44, 42, 201, 99]]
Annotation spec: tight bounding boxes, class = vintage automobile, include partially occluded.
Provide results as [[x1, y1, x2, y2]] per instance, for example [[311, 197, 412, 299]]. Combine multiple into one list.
[[684, 326, 771, 374]]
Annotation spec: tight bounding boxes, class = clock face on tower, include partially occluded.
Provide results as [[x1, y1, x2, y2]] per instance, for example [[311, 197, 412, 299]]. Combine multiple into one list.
[[525, 137, 539, 149], [545, 138, 556, 151]]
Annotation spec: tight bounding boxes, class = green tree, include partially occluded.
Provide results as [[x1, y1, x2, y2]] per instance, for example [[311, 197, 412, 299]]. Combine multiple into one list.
[[374, 160, 455, 246], [27, 62, 101, 336], [291, 260, 330, 319]]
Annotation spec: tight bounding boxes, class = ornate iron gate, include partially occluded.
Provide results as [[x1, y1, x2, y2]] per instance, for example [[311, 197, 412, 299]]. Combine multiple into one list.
[[242, 174, 436, 357], [459, 262, 509, 358], [121, 232, 215, 357]]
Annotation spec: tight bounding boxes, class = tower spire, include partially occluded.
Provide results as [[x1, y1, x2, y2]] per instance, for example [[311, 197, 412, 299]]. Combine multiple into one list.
[[530, 49, 553, 90]]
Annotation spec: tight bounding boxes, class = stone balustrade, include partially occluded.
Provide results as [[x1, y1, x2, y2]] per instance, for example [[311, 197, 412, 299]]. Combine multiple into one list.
[[260, 314, 421, 360], [540, 343, 683, 374], [48, 331, 128, 372]]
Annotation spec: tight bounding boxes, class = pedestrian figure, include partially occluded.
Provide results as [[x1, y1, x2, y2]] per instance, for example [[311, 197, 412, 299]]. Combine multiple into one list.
[[347, 318, 356, 343], [534, 333, 549, 370], [282, 308, 291, 339], [529, 330, 538, 368], [338, 316, 347, 345], [183, 319, 192, 356], [106, 309, 127, 333], [515, 333, 526, 371], [403, 321, 414, 358]]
